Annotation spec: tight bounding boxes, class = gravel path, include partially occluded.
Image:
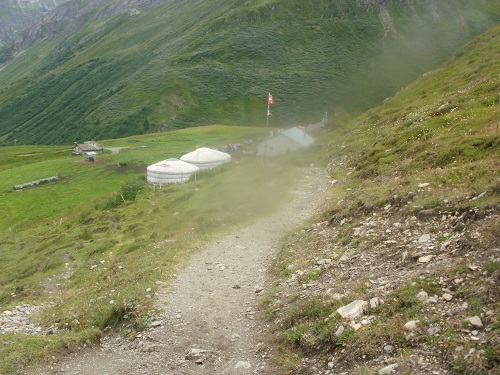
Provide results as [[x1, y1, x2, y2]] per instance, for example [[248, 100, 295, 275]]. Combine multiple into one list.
[[34, 167, 329, 375]]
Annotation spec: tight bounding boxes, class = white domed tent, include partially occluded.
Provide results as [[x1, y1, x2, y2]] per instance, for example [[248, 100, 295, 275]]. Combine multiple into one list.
[[180, 147, 231, 171], [147, 159, 199, 184]]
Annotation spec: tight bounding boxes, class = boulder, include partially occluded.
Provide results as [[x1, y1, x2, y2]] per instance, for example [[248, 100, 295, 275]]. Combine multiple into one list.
[[336, 300, 367, 319]]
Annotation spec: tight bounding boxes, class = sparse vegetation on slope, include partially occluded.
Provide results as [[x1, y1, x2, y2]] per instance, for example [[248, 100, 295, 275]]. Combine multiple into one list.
[[264, 25, 499, 374]]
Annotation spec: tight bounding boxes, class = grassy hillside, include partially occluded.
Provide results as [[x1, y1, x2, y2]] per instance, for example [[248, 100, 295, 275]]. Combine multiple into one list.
[[0, 124, 302, 373], [0, 18, 498, 375], [0, 125, 264, 230], [263, 24, 500, 374], [0, 0, 499, 145]]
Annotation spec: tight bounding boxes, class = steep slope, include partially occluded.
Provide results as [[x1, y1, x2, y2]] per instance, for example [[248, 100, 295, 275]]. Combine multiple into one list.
[[0, 0, 499, 145], [265, 24, 499, 374], [0, 0, 69, 46]]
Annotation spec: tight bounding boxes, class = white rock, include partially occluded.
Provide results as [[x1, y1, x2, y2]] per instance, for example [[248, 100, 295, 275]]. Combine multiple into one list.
[[337, 300, 367, 319], [349, 322, 362, 331], [404, 320, 418, 330], [428, 327, 440, 335], [370, 297, 384, 309], [416, 291, 428, 301], [418, 234, 431, 243], [325, 289, 343, 302], [442, 293, 453, 301], [185, 348, 208, 361], [466, 316, 483, 329], [335, 325, 345, 337], [379, 363, 398, 374], [401, 250, 408, 263], [418, 255, 434, 263], [234, 361, 251, 369], [317, 259, 332, 265]]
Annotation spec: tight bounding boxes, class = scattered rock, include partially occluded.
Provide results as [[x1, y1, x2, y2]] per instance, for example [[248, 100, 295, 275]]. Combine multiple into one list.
[[370, 297, 384, 309], [335, 325, 345, 337], [442, 293, 453, 301], [379, 363, 398, 374], [404, 320, 418, 330], [418, 234, 431, 243], [466, 316, 483, 329], [234, 361, 251, 369], [417, 291, 428, 301], [324, 289, 342, 302], [185, 348, 209, 362], [428, 327, 440, 336], [317, 258, 332, 265], [336, 300, 367, 319], [418, 255, 434, 263], [349, 322, 362, 331]]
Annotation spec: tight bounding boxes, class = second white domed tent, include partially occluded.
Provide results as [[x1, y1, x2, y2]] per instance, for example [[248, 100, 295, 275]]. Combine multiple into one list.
[[147, 158, 199, 184], [180, 147, 231, 171]]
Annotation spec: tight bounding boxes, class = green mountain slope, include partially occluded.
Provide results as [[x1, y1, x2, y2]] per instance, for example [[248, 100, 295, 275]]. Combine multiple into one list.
[[265, 24, 500, 373], [0, 0, 499, 145]]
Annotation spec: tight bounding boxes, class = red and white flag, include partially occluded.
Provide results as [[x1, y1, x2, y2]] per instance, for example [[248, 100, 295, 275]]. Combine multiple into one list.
[[268, 93, 274, 105]]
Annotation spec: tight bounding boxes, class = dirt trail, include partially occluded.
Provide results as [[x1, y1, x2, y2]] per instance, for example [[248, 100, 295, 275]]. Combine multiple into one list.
[[34, 167, 329, 375]]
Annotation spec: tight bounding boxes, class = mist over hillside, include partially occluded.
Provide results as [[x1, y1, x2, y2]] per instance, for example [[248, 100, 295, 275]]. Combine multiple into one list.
[[0, 0, 499, 145]]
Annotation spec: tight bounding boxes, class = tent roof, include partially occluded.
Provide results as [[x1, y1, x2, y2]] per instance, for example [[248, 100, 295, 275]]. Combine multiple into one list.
[[280, 127, 315, 147], [147, 158, 199, 173], [180, 147, 231, 164]]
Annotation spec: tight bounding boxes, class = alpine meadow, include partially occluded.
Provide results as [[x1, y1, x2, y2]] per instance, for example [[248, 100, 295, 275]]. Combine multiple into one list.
[[0, 0, 499, 374]]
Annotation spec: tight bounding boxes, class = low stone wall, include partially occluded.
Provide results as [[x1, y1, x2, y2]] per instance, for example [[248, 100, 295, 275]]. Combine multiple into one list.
[[13, 174, 60, 190]]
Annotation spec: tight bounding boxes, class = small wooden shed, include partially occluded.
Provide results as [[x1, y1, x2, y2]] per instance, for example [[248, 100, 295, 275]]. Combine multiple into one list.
[[73, 141, 103, 155]]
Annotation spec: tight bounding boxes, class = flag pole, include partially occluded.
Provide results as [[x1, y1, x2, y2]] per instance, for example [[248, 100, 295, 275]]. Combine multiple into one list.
[[266, 93, 271, 130], [265, 92, 274, 161]]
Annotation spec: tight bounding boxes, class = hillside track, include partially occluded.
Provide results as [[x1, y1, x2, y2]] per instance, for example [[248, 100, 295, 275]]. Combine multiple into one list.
[[33, 166, 329, 374]]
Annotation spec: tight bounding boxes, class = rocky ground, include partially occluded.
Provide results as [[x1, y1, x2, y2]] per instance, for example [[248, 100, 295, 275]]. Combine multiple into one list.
[[267, 172, 500, 374]]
